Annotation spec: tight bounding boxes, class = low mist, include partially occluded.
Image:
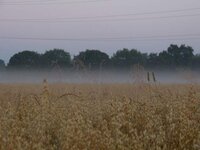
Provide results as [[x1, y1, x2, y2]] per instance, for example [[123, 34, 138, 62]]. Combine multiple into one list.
[[0, 70, 199, 84]]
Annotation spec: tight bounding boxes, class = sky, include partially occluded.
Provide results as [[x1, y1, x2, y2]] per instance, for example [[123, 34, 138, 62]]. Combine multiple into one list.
[[0, 0, 200, 63]]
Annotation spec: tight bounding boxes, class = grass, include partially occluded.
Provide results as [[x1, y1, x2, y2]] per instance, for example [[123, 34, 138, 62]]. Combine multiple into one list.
[[0, 83, 200, 149]]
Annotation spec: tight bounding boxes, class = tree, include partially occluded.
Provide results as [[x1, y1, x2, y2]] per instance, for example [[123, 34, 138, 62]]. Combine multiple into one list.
[[179, 45, 194, 66], [147, 53, 160, 68], [191, 54, 200, 69], [74, 49, 110, 70], [111, 48, 147, 69], [167, 44, 194, 67], [0, 59, 5, 70], [41, 49, 71, 69], [149, 44, 195, 69], [111, 48, 129, 68], [8, 51, 41, 70], [158, 50, 173, 68]]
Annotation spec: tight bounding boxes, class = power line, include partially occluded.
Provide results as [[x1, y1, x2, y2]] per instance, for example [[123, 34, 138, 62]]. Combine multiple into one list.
[[1, 33, 200, 41], [1, 7, 200, 22], [1, 13, 200, 23], [5, 0, 68, 3], [1, 0, 111, 5]]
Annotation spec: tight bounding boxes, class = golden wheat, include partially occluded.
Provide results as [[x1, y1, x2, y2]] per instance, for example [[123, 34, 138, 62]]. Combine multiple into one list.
[[0, 83, 199, 149]]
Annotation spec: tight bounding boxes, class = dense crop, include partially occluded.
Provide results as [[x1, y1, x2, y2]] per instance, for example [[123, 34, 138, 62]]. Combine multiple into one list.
[[0, 83, 200, 149]]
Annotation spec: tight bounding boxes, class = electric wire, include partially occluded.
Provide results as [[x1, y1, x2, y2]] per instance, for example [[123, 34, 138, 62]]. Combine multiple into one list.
[[0, 0, 112, 5], [1, 7, 200, 22], [1, 33, 200, 42], [1, 13, 200, 23]]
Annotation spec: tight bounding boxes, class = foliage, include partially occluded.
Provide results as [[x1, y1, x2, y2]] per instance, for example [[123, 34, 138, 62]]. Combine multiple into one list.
[[74, 49, 110, 70], [4, 44, 200, 70], [147, 44, 194, 69], [167, 44, 194, 67], [41, 49, 71, 69], [111, 48, 147, 69], [191, 54, 200, 69], [7, 49, 71, 70], [0, 59, 5, 70], [7, 51, 41, 70]]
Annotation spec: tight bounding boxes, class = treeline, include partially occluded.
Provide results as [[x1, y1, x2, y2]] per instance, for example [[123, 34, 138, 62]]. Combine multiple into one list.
[[0, 44, 200, 71]]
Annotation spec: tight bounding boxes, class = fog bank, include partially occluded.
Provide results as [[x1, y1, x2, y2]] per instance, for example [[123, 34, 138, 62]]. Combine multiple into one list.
[[0, 70, 200, 84]]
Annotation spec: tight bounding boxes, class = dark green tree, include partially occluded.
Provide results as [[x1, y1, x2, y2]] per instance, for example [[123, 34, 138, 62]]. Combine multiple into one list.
[[8, 51, 41, 70], [111, 48, 147, 69], [111, 48, 129, 68], [41, 49, 71, 69], [147, 53, 160, 68], [191, 54, 200, 69], [167, 44, 194, 67], [0, 59, 5, 70], [158, 50, 173, 68], [179, 45, 194, 66], [74, 49, 110, 70], [150, 44, 195, 69]]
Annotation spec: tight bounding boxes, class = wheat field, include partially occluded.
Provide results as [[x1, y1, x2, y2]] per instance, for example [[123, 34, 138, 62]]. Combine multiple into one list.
[[0, 82, 200, 150]]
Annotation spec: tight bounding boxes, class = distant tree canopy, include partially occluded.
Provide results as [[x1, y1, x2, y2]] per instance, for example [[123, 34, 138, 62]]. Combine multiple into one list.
[[147, 44, 194, 69], [192, 54, 200, 69], [7, 49, 71, 70], [74, 49, 110, 70], [147, 53, 160, 68], [0, 59, 5, 70], [167, 44, 194, 66], [111, 48, 147, 69], [8, 51, 41, 69], [4, 44, 200, 70], [41, 49, 71, 69]]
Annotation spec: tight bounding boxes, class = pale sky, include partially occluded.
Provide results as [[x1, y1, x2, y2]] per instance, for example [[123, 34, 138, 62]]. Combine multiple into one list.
[[0, 0, 200, 63]]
